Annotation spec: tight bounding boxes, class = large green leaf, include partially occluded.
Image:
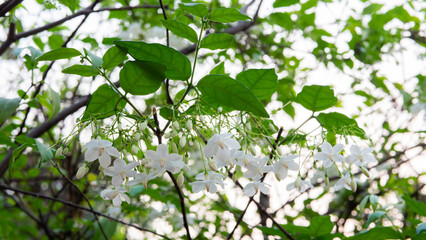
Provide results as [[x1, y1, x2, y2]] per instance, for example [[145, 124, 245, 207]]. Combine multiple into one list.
[[346, 227, 401, 240], [417, 222, 426, 235], [119, 61, 166, 95], [236, 68, 278, 100], [208, 8, 252, 23], [309, 215, 334, 236], [102, 46, 127, 70], [161, 19, 198, 43], [0, 98, 20, 124], [201, 33, 235, 50], [296, 85, 337, 111], [178, 3, 208, 18], [115, 41, 191, 80], [210, 62, 226, 74], [35, 139, 53, 168], [37, 48, 81, 61], [197, 74, 269, 117], [62, 65, 99, 77], [317, 112, 366, 139], [82, 84, 126, 121]]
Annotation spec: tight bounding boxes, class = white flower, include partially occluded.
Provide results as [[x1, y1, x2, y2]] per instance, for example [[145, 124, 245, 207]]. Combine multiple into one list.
[[214, 148, 244, 168], [84, 139, 120, 168], [286, 176, 313, 193], [147, 144, 186, 174], [314, 141, 345, 168], [204, 133, 241, 158], [345, 145, 376, 166], [234, 153, 256, 167], [243, 181, 270, 197], [127, 171, 157, 189], [273, 155, 299, 181], [104, 159, 139, 186], [189, 171, 225, 194], [243, 157, 273, 180], [100, 187, 130, 207], [334, 173, 359, 192]]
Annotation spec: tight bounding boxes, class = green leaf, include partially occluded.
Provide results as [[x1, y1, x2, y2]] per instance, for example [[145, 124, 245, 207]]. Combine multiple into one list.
[[210, 62, 226, 74], [236, 68, 278, 100], [366, 211, 386, 227], [35, 139, 53, 168], [317, 112, 366, 139], [119, 61, 166, 95], [102, 46, 127, 70], [296, 85, 337, 111], [359, 195, 369, 212], [49, 86, 60, 118], [197, 74, 269, 117], [201, 33, 235, 50], [209, 8, 252, 23], [82, 84, 126, 121], [48, 34, 64, 49], [37, 48, 81, 61], [115, 41, 191, 80], [403, 195, 426, 216], [161, 19, 198, 43], [417, 222, 426, 235], [62, 65, 99, 77], [309, 215, 334, 236], [159, 107, 174, 120], [93, 218, 117, 240], [370, 194, 379, 211], [273, 0, 299, 8], [14, 135, 36, 145], [346, 227, 401, 240], [85, 49, 103, 69], [0, 98, 20, 124], [179, 3, 208, 18]]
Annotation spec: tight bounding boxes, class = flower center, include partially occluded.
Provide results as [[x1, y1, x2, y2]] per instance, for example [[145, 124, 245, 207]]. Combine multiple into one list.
[[358, 155, 364, 162], [120, 170, 126, 180], [160, 157, 166, 168], [99, 147, 105, 156], [282, 161, 289, 169], [112, 191, 119, 199], [218, 140, 225, 149]]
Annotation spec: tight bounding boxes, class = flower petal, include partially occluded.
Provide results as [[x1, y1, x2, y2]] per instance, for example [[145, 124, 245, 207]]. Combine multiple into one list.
[[314, 152, 329, 161], [332, 144, 344, 154], [99, 154, 111, 168], [113, 195, 122, 206], [105, 146, 120, 158], [85, 148, 99, 162], [321, 142, 332, 153], [111, 175, 123, 186]]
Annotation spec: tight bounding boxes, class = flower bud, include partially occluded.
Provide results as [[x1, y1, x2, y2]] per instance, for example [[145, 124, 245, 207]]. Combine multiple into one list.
[[360, 166, 370, 178], [350, 177, 357, 192], [179, 136, 186, 148], [268, 122, 276, 132], [164, 131, 172, 139], [325, 176, 329, 185], [55, 147, 63, 158], [177, 172, 184, 188], [199, 115, 205, 124], [139, 121, 148, 131], [240, 130, 246, 138], [131, 145, 139, 154], [208, 160, 217, 171], [188, 140, 193, 146], [186, 120, 193, 131], [173, 121, 179, 129], [218, 107, 223, 113], [171, 142, 178, 153], [122, 149, 128, 155], [171, 131, 178, 138], [96, 136, 102, 140], [63, 147, 70, 155], [249, 145, 256, 156], [276, 147, 283, 156], [134, 132, 141, 141], [118, 123, 123, 130], [76, 165, 89, 179]]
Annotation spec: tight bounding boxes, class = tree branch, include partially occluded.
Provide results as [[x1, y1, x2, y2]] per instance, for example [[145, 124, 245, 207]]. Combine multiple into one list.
[[0, 184, 172, 240]]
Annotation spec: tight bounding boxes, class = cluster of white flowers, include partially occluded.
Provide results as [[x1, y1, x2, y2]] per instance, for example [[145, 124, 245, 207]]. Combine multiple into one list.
[[82, 139, 187, 207], [190, 133, 307, 197], [314, 141, 376, 192]]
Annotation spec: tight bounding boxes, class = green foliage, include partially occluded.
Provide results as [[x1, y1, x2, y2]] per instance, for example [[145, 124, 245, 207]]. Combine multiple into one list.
[[0, 98, 20, 124], [102, 46, 127, 70], [178, 3, 209, 18], [317, 112, 366, 139], [119, 61, 166, 95], [208, 8, 252, 23], [62, 65, 99, 76], [201, 33, 235, 50], [115, 41, 192, 80], [82, 84, 126, 121], [37, 48, 81, 61], [296, 85, 338, 112], [197, 74, 269, 117], [161, 19, 198, 43], [236, 69, 278, 100]]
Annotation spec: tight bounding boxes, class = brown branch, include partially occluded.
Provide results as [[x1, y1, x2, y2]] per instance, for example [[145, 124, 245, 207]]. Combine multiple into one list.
[[0, 184, 172, 240], [0, 0, 23, 17], [0, 3, 163, 56]]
